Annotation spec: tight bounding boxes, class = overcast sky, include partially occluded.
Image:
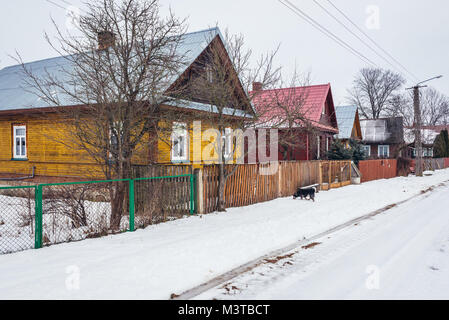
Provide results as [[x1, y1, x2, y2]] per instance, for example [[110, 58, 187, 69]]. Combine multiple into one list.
[[1, 0, 448, 104]]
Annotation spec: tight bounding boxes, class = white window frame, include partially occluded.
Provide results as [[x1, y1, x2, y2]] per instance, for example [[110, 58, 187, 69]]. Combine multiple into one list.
[[362, 145, 371, 157], [171, 122, 189, 162], [222, 127, 233, 160], [378, 145, 390, 158], [13, 125, 27, 159], [317, 136, 321, 159], [109, 121, 123, 159]]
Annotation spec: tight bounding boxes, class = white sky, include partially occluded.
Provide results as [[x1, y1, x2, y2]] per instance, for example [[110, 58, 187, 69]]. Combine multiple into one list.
[[1, 0, 448, 104]]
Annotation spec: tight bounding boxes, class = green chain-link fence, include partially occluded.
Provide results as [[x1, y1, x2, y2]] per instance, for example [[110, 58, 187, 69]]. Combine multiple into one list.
[[0, 185, 37, 254], [0, 174, 196, 255]]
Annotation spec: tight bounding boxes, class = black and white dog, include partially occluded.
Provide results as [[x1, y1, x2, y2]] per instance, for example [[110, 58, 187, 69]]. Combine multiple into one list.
[[293, 187, 316, 202]]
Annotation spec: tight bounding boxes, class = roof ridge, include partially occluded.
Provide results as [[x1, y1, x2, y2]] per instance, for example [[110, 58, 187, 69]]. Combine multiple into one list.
[[253, 83, 330, 93], [1, 27, 220, 72], [184, 27, 219, 37]]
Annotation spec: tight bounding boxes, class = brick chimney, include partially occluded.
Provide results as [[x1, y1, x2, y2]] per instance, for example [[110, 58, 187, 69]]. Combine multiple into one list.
[[97, 31, 115, 50], [252, 82, 263, 91]]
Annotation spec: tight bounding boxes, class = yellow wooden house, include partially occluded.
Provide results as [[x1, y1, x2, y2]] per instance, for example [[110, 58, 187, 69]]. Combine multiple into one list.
[[0, 27, 253, 180]]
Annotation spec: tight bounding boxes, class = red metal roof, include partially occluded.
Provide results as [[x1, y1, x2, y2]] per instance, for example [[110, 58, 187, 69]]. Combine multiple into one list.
[[251, 83, 338, 133]]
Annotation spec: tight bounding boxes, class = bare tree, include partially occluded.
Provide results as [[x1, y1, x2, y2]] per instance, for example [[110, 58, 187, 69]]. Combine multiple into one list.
[[348, 67, 405, 119], [386, 88, 449, 127], [19, 0, 188, 229], [183, 29, 281, 212], [420, 88, 449, 126]]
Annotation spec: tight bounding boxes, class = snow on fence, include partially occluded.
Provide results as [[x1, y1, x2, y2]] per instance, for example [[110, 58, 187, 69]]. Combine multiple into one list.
[[359, 159, 397, 183]]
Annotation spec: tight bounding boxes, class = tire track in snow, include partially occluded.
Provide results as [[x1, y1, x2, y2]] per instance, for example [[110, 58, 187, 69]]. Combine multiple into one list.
[[171, 180, 449, 300]]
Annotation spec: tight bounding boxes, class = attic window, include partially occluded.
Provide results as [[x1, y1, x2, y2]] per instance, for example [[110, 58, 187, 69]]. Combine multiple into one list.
[[206, 65, 213, 83]]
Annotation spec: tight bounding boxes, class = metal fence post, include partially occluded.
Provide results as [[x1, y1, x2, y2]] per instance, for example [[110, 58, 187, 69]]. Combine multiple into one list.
[[190, 174, 194, 215], [34, 185, 43, 249], [129, 179, 135, 231]]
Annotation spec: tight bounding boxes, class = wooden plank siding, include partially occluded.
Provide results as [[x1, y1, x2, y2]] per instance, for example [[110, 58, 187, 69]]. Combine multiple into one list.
[[0, 113, 241, 179]]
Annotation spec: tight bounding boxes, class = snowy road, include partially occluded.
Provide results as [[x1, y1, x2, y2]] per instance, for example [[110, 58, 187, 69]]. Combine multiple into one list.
[[199, 184, 449, 300], [1, 170, 449, 299]]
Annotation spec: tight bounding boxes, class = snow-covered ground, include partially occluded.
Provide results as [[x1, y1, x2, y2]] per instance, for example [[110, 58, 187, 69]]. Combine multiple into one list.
[[1, 169, 449, 299], [199, 181, 449, 300]]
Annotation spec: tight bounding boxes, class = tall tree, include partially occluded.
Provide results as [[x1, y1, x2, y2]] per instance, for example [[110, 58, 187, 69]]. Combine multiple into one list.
[[184, 29, 281, 212], [386, 88, 449, 127], [348, 67, 405, 119], [19, 0, 187, 229]]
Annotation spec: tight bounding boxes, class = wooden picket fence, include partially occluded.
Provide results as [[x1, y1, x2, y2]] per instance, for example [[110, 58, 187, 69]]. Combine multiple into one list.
[[319, 161, 352, 190], [131, 165, 193, 225], [201, 160, 350, 213]]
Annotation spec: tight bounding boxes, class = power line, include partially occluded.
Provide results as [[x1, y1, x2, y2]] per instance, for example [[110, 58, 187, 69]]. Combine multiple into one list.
[[45, 0, 87, 14], [278, 0, 378, 67], [312, 0, 415, 84], [45, 0, 66, 11], [325, 0, 420, 82]]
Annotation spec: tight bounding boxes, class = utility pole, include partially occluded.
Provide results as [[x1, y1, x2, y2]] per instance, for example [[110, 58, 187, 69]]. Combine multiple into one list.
[[407, 75, 443, 177], [412, 85, 424, 176]]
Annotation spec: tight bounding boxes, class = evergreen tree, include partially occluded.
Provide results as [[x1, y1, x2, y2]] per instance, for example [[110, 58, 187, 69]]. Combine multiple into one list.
[[433, 129, 449, 158], [327, 139, 366, 164], [349, 139, 366, 165], [327, 139, 353, 161]]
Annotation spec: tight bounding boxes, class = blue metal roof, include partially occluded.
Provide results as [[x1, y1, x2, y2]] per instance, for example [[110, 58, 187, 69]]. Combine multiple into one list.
[[335, 105, 358, 139], [0, 27, 223, 112]]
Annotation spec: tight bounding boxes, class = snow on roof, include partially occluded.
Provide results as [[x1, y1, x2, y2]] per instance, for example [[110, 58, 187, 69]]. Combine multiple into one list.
[[404, 128, 440, 145], [0, 27, 223, 112], [335, 105, 358, 139], [360, 117, 404, 144]]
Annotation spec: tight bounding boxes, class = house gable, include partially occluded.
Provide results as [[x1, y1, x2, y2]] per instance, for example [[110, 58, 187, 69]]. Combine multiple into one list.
[[167, 32, 253, 117]]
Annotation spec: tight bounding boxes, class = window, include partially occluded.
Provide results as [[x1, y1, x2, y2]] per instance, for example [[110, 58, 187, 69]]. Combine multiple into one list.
[[423, 148, 434, 157], [171, 122, 189, 162], [206, 65, 213, 83], [222, 127, 232, 159], [362, 145, 371, 157], [378, 145, 390, 158], [317, 136, 321, 159], [13, 125, 27, 159], [109, 122, 123, 159]]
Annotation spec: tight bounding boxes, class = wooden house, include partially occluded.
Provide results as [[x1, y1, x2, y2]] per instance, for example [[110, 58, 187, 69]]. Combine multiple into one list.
[[360, 117, 404, 159], [334, 105, 362, 147], [404, 125, 449, 158], [251, 83, 339, 161], [0, 27, 253, 180]]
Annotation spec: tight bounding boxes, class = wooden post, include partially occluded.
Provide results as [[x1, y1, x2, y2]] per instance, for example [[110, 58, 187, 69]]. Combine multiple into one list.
[[195, 168, 204, 214], [319, 161, 323, 190], [278, 162, 282, 197]]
